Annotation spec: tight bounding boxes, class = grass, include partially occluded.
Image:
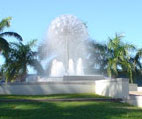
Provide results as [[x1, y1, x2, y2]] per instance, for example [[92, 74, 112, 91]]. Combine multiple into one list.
[[0, 93, 109, 100], [0, 94, 142, 119]]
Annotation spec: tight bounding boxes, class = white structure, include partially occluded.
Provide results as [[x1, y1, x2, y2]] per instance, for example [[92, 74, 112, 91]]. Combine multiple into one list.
[[129, 84, 138, 91], [127, 95, 142, 108], [95, 78, 129, 98], [0, 78, 129, 99], [128, 84, 142, 108], [43, 15, 89, 76]]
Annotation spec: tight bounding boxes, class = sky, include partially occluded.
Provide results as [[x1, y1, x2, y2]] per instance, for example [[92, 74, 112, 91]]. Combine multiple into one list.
[[1, 0, 142, 72]]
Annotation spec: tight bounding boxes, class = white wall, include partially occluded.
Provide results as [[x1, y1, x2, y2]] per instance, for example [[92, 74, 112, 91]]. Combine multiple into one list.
[[127, 95, 142, 108], [137, 87, 142, 92], [95, 78, 129, 98], [0, 81, 95, 95], [128, 85, 142, 108], [0, 78, 129, 99], [129, 84, 138, 91]]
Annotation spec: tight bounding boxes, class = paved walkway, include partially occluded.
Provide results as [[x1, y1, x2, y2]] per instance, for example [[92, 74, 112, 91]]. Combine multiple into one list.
[[129, 91, 142, 96]]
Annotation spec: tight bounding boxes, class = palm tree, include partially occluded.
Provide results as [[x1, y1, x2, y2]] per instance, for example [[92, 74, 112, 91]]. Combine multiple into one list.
[[129, 48, 142, 81], [86, 39, 109, 75], [0, 17, 22, 59], [107, 34, 135, 83], [132, 49, 142, 70], [2, 40, 44, 82]]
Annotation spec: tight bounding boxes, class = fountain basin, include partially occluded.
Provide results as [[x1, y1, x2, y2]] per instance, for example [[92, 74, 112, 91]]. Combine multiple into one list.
[[0, 78, 129, 99]]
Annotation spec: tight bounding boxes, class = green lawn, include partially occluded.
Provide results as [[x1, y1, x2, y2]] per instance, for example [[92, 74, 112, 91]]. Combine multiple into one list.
[[0, 93, 108, 100], [0, 94, 142, 119]]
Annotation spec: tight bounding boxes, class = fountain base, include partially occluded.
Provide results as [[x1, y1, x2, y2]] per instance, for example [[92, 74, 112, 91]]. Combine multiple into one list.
[[26, 75, 105, 82], [63, 75, 104, 81]]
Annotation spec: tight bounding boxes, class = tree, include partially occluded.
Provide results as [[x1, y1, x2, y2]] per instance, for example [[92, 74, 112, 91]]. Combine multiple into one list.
[[86, 39, 109, 75], [129, 48, 142, 82], [132, 49, 142, 71], [107, 34, 135, 83], [2, 40, 44, 82], [0, 17, 22, 59]]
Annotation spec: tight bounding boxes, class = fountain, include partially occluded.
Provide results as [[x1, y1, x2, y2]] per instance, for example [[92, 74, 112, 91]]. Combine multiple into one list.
[[8, 15, 128, 100], [50, 59, 65, 77], [68, 59, 75, 75], [46, 15, 88, 77], [76, 58, 84, 75], [26, 14, 104, 82]]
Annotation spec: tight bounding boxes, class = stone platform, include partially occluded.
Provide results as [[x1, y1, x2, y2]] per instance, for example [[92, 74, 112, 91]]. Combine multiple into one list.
[[129, 91, 142, 96], [0, 77, 129, 99], [127, 92, 142, 108]]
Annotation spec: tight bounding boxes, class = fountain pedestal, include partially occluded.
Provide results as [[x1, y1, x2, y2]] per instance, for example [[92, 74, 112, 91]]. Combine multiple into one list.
[[63, 75, 104, 81]]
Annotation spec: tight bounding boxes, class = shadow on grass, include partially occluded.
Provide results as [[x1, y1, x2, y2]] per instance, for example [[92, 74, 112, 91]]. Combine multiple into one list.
[[0, 101, 142, 119]]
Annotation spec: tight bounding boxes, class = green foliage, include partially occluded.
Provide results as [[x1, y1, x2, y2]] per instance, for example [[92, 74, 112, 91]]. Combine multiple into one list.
[[89, 34, 142, 83], [0, 17, 23, 62], [0, 17, 11, 31], [2, 40, 44, 82], [107, 34, 135, 82], [85, 40, 109, 75]]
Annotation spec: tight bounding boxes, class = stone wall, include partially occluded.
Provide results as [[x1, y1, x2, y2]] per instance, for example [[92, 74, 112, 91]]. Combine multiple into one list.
[[127, 95, 142, 108], [129, 84, 138, 91], [0, 81, 95, 95], [0, 78, 129, 99], [95, 78, 129, 98]]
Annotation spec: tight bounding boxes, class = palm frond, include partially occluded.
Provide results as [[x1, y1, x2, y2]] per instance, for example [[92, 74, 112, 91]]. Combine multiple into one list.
[[29, 59, 45, 75], [135, 49, 142, 60], [0, 37, 10, 58], [0, 17, 11, 32], [27, 39, 37, 47], [0, 37, 9, 50], [0, 32, 23, 41]]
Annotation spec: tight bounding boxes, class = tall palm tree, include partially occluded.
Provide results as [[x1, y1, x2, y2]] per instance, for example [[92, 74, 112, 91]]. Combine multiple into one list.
[[2, 40, 44, 82], [107, 34, 135, 83], [0, 17, 22, 58]]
